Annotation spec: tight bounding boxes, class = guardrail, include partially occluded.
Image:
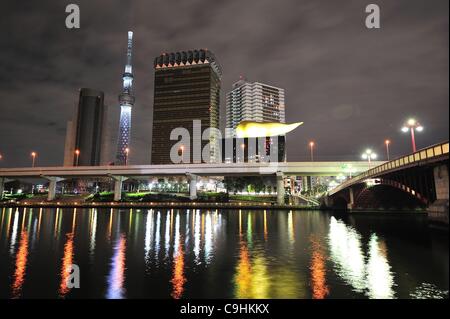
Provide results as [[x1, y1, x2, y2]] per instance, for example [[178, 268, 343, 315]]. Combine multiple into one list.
[[328, 141, 449, 196]]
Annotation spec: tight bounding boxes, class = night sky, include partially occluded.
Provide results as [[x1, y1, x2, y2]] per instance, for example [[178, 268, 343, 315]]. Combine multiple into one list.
[[0, 0, 448, 167]]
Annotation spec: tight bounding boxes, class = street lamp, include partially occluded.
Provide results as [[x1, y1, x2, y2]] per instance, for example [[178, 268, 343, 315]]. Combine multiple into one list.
[[309, 141, 315, 162], [361, 149, 377, 168], [384, 140, 391, 161], [401, 118, 423, 152], [31, 152, 37, 168], [179, 145, 184, 163], [125, 148, 129, 165], [75, 149, 80, 166]]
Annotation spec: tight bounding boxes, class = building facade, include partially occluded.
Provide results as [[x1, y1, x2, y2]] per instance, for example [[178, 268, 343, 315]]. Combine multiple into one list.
[[63, 88, 107, 166], [221, 136, 286, 163], [151, 49, 221, 164], [226, 79, 285, 136]]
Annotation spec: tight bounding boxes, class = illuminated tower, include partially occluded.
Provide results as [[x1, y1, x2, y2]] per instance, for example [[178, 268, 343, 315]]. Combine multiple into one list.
[[115, 31, 135, 165]]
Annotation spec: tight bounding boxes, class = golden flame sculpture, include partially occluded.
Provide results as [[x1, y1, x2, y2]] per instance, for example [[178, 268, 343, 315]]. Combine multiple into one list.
[[235, 121, 303, 138]]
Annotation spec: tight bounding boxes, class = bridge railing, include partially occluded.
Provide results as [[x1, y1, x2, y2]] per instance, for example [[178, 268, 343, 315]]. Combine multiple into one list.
[[328, 141, 449, 196]]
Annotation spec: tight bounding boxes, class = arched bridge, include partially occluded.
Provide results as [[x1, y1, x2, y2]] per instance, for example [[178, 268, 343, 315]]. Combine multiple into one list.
[[326, 141, 449, 224]]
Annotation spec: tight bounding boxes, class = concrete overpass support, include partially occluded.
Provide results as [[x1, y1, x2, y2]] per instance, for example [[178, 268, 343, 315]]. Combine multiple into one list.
[[276, 172, 285, 205], [187, 174, 198, 200], [348, 187, 355, 210], [112, 176, 128, 201], [428, 164, 449, 225], [0, 178, 4, 199], [44, 177, 65, 201]]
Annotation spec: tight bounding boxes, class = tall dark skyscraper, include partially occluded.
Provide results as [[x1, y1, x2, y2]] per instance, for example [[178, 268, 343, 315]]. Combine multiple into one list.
[[63, 88, 107, 166], [115, 31, 135, 165], [151, 49, 221, 164]]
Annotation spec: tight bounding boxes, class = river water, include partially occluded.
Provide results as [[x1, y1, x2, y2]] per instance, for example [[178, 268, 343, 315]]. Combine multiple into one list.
[[0, 207, 448, 299]]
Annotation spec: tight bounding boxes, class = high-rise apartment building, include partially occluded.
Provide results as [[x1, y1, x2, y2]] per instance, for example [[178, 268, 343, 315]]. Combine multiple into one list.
[[151, 49, 221, 164], [63, 88, 107, 166], [226, 79, 285, 136]]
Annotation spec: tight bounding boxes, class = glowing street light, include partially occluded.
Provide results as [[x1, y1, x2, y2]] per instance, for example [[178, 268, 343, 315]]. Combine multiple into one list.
[[179, 145, 184, 163], [401, 118, 423, 152], [31, 152, 37, 168], [362, 149, 377, 168], [309, 141, 315, 162], [384, 140, 391, 161], [75, 149, 80, 166], [125, 148, 129, 165]]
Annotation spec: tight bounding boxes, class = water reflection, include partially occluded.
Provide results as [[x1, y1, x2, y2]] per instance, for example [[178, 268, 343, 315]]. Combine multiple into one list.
[[328, 217, 395, 298], [59, 210, 77, 297], [89, 209, 97, 257], [171, 213, 186, 299], [310, 235, 329, 299], [11, 230, 29, 298], [366, 234, 395, 299], [0, 208, 447, 299], [233, 211, 270, 299], [144, 209, 154, 268], [10, 209, 19, 255], [106, 234, 127, 299]]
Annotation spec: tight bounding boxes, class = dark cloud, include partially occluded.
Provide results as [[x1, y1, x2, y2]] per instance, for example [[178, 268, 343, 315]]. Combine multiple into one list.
[[0, 0, 448, 167]]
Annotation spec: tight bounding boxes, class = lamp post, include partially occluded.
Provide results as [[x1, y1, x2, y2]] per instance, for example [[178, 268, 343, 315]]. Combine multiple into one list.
[[31, 152, 37, 168], [125, 148, 129, 166], [75, 149, 80, 166], [361, 149, 377, 168], [309, 141, 315, 162], [384, 140, 391, 161], [180, 145, 184, 163], [401, 118, 423, 153]]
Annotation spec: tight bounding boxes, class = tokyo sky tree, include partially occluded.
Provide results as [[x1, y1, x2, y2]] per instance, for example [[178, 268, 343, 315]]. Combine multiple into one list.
[[115, 31, 135, 165]]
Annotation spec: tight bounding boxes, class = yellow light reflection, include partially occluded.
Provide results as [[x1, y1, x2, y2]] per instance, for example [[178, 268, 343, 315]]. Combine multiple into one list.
[[234, 241, 252, 298], [59, 211, 77, 298], [263, 210, 268, 241], [11, 230, 29, 298], [171, 244, 186, 299], [171, 213, 186, 299], [287, 211, 294, 244], [309, 236, 329, 299]]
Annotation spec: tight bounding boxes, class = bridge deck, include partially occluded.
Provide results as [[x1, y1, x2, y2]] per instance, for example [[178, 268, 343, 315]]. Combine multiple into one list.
[[0, 161, 383, 179], [328, 141, 449, 196]]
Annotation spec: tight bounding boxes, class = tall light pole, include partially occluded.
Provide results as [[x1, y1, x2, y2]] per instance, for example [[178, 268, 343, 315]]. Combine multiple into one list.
[[31, 152, 37, 168], [402, 118, 423, 153], [125, 148, 129, 166], [384, 140, 391, 161], [361, 149, 377, 168], [75, 149, 80, 166], [309, 141, 315, 162], [180, 145, 184, 163]]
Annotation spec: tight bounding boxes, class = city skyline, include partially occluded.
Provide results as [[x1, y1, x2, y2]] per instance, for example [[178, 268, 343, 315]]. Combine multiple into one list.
[[0, 0, 448, 167]]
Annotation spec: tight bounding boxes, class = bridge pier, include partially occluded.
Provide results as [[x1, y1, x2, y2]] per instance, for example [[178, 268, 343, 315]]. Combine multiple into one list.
[[43, 176, 65, 201], [187, 174, 198, 200], [428, 164, 449, 225], [348, 187, 355, 210], [0, 177, 4, 199], [276, 172, 285, 205], [112, 176, 128, 201]]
